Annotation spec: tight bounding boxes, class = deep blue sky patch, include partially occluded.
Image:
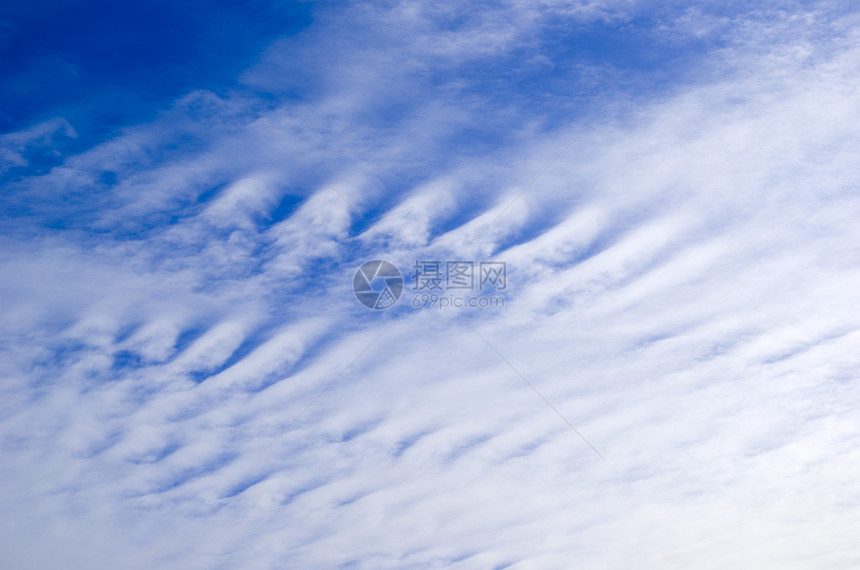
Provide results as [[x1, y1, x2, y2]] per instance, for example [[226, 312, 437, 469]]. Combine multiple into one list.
[[0, 0, 311, 145]]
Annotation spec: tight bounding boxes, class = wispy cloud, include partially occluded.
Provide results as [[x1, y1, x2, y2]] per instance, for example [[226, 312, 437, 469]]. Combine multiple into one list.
[[2, 1, 860, 568]]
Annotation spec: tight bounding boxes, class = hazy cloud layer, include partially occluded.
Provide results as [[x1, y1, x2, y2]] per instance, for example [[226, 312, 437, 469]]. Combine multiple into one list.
[[2, 1, 860, 568]]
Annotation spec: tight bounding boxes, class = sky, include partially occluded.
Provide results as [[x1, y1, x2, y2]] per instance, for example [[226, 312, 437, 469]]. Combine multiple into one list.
[[2, 1, 860, 568]]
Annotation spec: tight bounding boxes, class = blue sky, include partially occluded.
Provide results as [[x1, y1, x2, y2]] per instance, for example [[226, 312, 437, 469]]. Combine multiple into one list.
[[3, 1, 860, 568]]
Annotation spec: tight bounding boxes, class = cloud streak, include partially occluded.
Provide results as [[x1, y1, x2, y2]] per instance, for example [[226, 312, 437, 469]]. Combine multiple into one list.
[[2, 1, 860, 568]]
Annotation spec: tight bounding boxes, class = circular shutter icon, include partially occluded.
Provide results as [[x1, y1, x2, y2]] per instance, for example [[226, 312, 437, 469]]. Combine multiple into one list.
[[353, 260, 403, 310]]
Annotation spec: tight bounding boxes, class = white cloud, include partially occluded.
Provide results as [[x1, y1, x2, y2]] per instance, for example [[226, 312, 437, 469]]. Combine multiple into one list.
[[0, 117, 76, 173], [2, 2, 860, 569]]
